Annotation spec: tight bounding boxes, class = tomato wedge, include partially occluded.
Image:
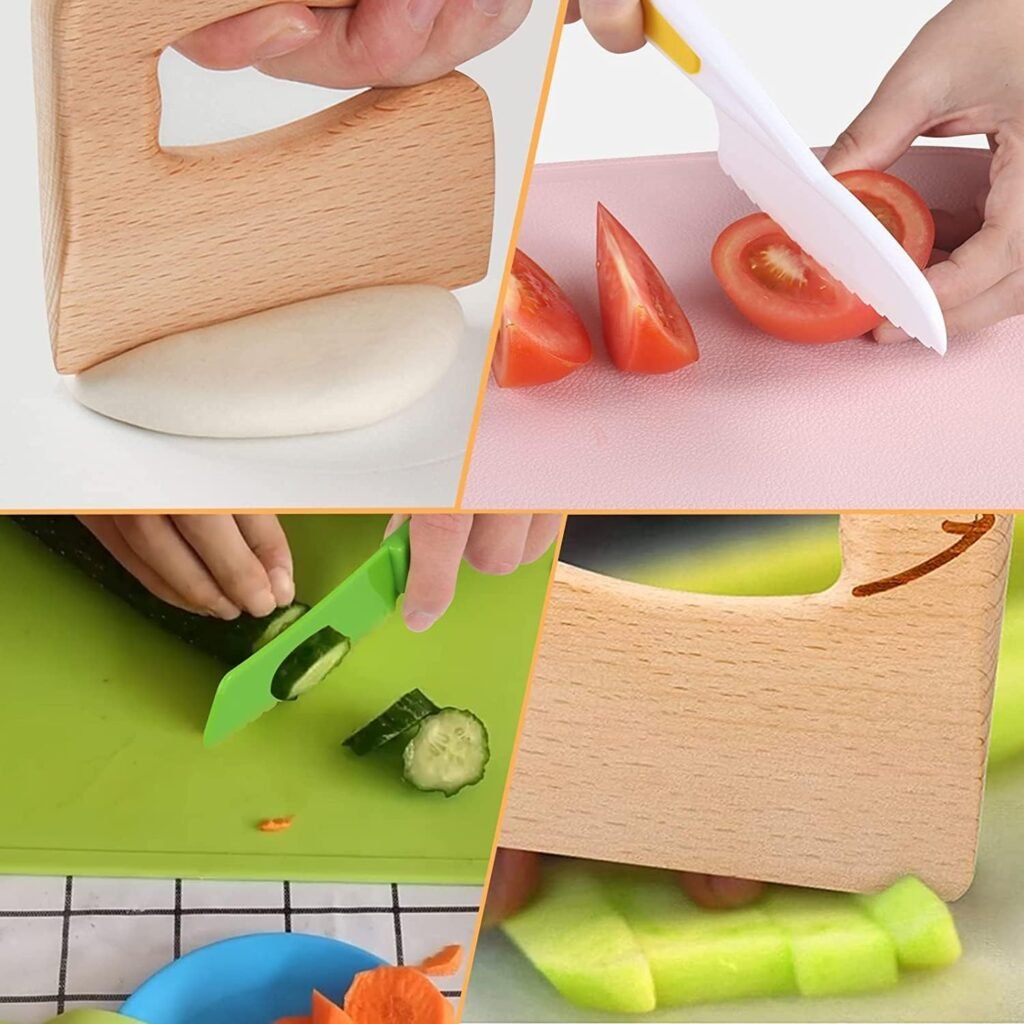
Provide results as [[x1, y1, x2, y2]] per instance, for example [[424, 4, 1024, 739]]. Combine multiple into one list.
[[596, 203, 699, 374], [711, 169, 936, 344], [492, 249, 592, 388]]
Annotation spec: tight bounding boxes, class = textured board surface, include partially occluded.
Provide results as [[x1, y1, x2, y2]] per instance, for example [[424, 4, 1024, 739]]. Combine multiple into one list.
[[0, 515, 551, 884], [463, 147, 1024, 510]]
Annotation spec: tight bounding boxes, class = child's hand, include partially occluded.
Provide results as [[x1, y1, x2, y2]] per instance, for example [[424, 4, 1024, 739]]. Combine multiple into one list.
[[824, 0, 1024, 340], [565, 0, 644, 53], [387, 513, 562, 632], [175, 0, 532, 88], [79, 515, 295, 620], [483, 848, 765, 927]]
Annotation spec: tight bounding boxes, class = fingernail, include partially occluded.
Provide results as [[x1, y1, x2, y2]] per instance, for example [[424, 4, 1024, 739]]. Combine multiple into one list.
[[408, 0, 446, 33], [247, 588, 278, 619], [384, 514, 408, 539], [269, 567, 296, 608], [209, 597, 242, 620], [253, 21, 319, 60], [474, 0, 507, 14], [405, 609, 438, 633]]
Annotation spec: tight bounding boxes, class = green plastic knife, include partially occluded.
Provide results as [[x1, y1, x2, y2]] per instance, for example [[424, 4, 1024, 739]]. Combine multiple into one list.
[[203, 520, 411, 747]]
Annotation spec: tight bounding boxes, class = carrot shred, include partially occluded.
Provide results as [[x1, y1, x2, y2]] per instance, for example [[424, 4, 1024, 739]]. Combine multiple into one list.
[[312, 990, 356, 1023], [344, 965, 453, 1024], [416, 944, 464, 977], [258, 816, 295, 833]]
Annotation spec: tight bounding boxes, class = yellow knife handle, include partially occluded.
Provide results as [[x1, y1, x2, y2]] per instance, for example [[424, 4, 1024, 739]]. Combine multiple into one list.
[[643, 1, 702, 74]]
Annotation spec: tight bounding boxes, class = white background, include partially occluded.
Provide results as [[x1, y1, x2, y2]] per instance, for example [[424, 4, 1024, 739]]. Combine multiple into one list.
[[0, 3, 559, 509], [538, 0, 974, 163]]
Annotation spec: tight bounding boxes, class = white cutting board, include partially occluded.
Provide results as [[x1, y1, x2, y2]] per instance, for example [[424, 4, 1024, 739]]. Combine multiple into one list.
[[0, 3, 560, 508]]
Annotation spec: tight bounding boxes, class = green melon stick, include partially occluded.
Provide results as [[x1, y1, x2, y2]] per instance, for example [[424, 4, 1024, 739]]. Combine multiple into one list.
[[762, 888, 900, 998], [855, 876, 962, 968], [600, 865, 797, 1006], [505, 861, 961, 1012], [9, 514, 350, 700], [502, 860, 657, 1014]]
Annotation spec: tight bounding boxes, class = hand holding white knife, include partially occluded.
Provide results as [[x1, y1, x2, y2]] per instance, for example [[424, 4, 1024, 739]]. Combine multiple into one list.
[[568, 0, 950, 352]]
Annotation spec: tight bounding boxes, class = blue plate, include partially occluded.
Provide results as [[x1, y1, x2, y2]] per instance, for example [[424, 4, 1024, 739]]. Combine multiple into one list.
[[120, 933, 385, 1023]]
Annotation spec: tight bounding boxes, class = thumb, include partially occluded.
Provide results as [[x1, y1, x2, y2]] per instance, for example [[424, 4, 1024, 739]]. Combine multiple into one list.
[[823, 72, 933, 175]]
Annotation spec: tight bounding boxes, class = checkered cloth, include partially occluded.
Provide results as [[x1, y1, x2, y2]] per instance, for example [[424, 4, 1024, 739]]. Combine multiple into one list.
[[0, 876, 479, 1022]]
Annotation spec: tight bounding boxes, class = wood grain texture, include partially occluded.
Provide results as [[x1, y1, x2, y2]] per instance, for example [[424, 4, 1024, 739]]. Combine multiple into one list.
[[501, 514, 1013, 900], [33, 0, 495, 373]]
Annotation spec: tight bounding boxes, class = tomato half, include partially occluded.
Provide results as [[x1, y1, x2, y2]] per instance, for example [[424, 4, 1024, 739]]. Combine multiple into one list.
[[596, 203, 699, 374], [492, 249, 593, 388], [711, 170, 935, 344]]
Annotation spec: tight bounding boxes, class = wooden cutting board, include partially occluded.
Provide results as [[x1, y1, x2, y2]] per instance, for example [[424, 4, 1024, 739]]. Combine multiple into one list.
[[502, 513, 1012, 900], [33, 0, 495, 372]]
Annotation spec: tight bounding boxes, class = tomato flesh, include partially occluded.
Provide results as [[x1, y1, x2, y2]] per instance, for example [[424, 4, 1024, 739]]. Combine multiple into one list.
[[712, 169, 935, 344], [597, 203, 699, 374], [493, 249, 592, 388]]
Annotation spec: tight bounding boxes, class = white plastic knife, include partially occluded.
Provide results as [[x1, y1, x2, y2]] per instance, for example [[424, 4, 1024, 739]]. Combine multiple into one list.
[[644, 0, 947, 353]]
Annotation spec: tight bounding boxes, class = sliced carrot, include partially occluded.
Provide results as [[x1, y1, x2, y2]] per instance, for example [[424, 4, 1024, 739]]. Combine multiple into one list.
[[344, 965, 452, 1024], [258, 816, 295, 833], [273, 1017, 310, 1024], [416, 944, 463, 977], [311, 990, 355, 1024]]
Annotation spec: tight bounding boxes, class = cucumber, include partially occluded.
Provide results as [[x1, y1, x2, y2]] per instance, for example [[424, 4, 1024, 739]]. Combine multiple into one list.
[[762, 888, 899, 998], [855, 876, 962, 969], [12, 515, 350, 701], [272, 627, 351, 701], [343, 689, 442, 755], [402, 708, 490, 797], [600, 866, 796, 1006], [503, 861, 657, 1015]]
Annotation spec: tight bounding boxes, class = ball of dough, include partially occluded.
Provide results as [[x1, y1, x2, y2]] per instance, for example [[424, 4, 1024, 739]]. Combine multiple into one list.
[[67, 285, 464, 439]]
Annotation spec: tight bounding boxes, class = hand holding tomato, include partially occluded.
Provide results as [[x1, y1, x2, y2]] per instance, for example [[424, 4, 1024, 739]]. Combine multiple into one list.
[[565, 0, 645, 53], [174, 0, 532, 87], [825, 0, 1024, 340]]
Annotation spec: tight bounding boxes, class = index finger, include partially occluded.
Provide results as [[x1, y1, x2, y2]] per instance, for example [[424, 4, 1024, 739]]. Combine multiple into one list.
[[256, 0, 446, 88], [403, 514, 475, 632]]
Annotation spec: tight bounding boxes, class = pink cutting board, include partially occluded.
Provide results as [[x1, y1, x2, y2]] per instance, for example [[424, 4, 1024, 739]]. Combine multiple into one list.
[[464, 148, 1024, 510]]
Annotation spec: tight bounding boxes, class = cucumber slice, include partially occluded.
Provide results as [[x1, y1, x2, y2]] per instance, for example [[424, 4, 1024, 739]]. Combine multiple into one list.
[[272, 627, 352, 701], [503, 862, 657, 1015], [763, 888, 899, 997], [601, 867, 796, 1006], [855, 877, 962, 969], [344, 689, 442, 755], [12, 515, 350, 700], [402, 708, 490, 797]]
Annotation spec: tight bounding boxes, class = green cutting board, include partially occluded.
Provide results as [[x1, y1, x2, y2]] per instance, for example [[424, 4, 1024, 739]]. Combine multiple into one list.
[[0, 515, 552, 884]]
